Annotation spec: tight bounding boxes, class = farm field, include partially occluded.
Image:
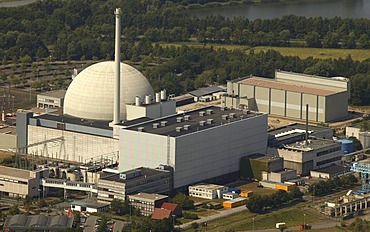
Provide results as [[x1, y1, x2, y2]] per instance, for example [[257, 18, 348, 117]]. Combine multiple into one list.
[[160, 42, 370, 61]]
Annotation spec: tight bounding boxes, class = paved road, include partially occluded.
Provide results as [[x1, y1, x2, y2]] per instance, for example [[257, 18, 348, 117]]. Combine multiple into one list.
[[179, 205, 248, 229], [84, 215, 98, 232], [0, 0, 38, 7]]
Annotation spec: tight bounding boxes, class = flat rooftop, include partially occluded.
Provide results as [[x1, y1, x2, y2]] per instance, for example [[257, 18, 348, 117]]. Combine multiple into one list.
[[0, 125, 16, 135], [238, 77, 338, 96], [99, 167, 169, 183], [190, 183, 226, 191], [36, 114, 113, 130], [252, 155, 282, 162], [0, 165, 35, 180], [38, 90, 66, 98], [125, 106, 263, 137], [283, 138, 340, 151], [269, 123, 330, 137], [129, 192, 168, 201], [312, 164, 350, 174]]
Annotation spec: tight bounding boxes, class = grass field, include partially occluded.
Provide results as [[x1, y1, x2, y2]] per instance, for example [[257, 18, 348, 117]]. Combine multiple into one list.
[[184, 205, 325, 231], [159, 42, 370, 61], [252, 46, 370, 61]]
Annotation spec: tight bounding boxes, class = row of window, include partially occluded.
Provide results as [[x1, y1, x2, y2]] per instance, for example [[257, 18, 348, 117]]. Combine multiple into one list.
[[0, 177, 27, 185], [316, 156, 341, 166], [317, 147, 341, 157]]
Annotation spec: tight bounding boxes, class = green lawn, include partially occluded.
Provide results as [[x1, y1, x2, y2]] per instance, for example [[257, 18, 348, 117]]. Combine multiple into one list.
[[159, 42, 370, 62], [184, 205, 325, 232], [251, 46, 370, 61]]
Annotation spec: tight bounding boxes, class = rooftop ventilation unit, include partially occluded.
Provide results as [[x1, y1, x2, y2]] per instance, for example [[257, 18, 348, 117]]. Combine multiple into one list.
[[199, 121, 206, 126], [138, 127, 145, 132], [222, 115, 229, 120], [183, 125, 190, 130], [120, 170, 141, 180], [184, 115, 191, 121], [220, 106, 226, 111], [145, 95, 151, 105], [153, 123, 159, 129], [199, 111, 206, 116], [176, 127, 182, 132], [207, 118, 214, 124], [229, 113, 236, 118], [160, 121, 167, 126], [176, 117, 183, 122], [206, 109, 213, 115]]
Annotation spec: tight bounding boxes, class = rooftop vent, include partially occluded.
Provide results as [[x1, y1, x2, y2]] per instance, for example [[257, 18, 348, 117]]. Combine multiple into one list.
[[199, 111, 206, 116], [176, 117, 183, 123], [176, 127, 182, 132], [222, 115, 229, 120], [220, 106, 226, 111], [183, 125, 190, 130], [184, 115, 191, 121], [207, 118, 214, 124], [206, 109, 213, 115], [199, 121, 206, 126], [229, 113, 236, 118], [160, 121, 167, 127], [138, 127, 145, 132], [153, 123, 159, 129]]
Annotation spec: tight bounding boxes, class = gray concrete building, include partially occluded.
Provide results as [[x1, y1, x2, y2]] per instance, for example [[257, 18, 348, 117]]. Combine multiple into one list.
[[271, 138, 342, 175], [118, 106, 268, 189], [222, 71, 350, 122], [37, 90, 66, 109], [0, 165, 49, 198], [268, 123, 334, 148], [128, 193, 169, 216], [97, 167, 171, 203]]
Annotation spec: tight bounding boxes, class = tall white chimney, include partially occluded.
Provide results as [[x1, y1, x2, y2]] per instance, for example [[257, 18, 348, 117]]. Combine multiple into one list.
[[113, 8, 122, 125]]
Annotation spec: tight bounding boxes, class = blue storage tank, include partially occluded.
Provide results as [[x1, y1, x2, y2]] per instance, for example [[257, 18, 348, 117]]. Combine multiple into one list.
[[338, 139, 353, 154]]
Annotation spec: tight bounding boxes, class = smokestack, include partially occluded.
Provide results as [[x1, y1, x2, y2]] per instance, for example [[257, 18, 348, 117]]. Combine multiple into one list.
[[305, 104, 309, 144], [113, 8, 122, 125]]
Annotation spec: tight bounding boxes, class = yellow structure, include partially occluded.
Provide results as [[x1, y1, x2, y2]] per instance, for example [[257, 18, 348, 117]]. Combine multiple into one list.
[[223, 197, 248, 208], [275, 183, 296, 191], [240, 190, 253, 198]]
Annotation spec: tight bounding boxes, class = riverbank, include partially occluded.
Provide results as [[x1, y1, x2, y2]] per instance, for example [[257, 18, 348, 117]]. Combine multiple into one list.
[[184, 0, 319, 9], [0, 0, 38, 8]]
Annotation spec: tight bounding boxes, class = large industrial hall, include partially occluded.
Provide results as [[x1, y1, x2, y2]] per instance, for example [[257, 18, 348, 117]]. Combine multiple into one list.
[[222, 70, 350, 122]]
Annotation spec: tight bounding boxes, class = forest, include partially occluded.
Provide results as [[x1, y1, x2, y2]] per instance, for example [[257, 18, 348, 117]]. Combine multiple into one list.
[[0, 0, 370, 105]]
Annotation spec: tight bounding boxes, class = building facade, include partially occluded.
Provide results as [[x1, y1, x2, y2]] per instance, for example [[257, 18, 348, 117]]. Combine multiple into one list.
[[222, 71, 350, 122], [97, 167, 171, 203], [274, 138, 342, 175], [0, 165, 49, 198], [128, 193, 168, 216], [189, 184, 229, 199], [118, 106, 268, 189], [37, 90, 66, 109]]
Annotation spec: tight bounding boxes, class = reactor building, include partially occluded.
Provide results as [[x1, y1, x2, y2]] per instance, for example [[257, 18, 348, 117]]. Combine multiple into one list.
[[118, 106, 268, 189], [16, 8, 175, 163]]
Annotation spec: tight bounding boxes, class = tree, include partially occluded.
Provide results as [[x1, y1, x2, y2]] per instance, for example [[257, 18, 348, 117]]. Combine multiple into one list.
[[96, 216, 108, 232], [170, 193, 194, 210], [246, 194, 266, 213], [110, 199, 130, 216], [323, 32, 340, 48], [348, 136, 363, 151], [357, 34, 370, 49], [304, 31, 321, 48], [288, 187, 303, 200]]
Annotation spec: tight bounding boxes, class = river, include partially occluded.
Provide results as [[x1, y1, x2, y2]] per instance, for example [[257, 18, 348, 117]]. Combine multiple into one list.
[[190, 0, 370, 20], [0, 0, 38, 8]]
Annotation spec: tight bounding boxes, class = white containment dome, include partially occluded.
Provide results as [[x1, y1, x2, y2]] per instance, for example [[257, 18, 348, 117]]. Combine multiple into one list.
[[64, 61, 154, 121]]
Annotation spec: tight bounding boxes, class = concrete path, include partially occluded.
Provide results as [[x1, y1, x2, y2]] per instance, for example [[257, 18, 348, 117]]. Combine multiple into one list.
[[178, 206, 248, 229], [83, 215, 98, 232]]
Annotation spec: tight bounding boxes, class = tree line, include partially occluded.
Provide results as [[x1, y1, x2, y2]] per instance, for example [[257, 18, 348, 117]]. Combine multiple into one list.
[[1, 0, 370, 61], [308, 174, 357, 196], [246, 188, 303, 213]]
